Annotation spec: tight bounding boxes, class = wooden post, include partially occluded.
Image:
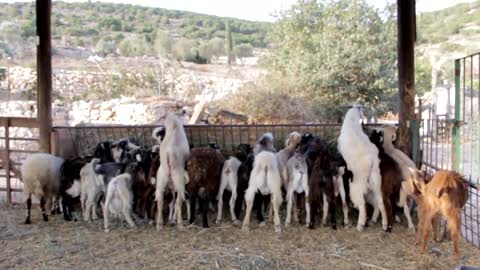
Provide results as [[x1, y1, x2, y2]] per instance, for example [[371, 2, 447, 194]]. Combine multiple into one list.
[[4, 119, 11, 204], [397, 0, 416, 156], [37, 0, 52, 153]]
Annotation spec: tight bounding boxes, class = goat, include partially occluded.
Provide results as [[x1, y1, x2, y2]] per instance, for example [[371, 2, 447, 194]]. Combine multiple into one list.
[[413, 170, 476, 258], [155, 113, 190, 230], [103, 159, 140, 232], [242, 151, 283, 233], [381, 125, 416, 229], [301, 136, 338, 229], [369, 129, 404, 232], [60, 156, 92, 221], [284, 152, 308, 227], [331, 153, 351, 226], [253, 132, 276, 156], [216, 156, 242, 224], [186, 147, 225, 227], [337, 106, 388, 231], [277, 131, 302, 188]]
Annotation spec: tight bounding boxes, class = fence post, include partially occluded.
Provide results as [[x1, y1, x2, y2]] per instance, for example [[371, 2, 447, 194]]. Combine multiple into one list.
[[4, 118, 11, 204], [452, 59, 461, 171], [411, 98, 422, 168]]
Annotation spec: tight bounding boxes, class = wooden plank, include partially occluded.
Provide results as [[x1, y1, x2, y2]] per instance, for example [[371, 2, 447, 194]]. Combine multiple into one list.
[[4, 119, 11, 204], [397, 0, 416, 156], [189, 101, 207, 124], [37, 0, 52, 153], [0, 117, 37, 128], [0, 187, 23, 193]]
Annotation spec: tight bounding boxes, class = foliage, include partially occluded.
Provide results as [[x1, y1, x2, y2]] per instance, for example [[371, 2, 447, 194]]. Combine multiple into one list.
[[258, 0, 398, 119], [234, 43, 254, 58], [172, 38, 196, 61], [417, 1, 480, 45], [95, 38, 117, 56], [225, 19, 235, 65], [415, 57, 432, 95], [154, 30, 171, 57]]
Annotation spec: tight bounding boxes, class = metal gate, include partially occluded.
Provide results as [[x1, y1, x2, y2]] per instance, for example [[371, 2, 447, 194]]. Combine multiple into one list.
[[418, 52, 480, 247]]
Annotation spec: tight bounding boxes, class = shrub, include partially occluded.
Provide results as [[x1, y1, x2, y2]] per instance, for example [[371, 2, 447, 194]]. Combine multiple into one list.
[[233, 43, 253, 58]]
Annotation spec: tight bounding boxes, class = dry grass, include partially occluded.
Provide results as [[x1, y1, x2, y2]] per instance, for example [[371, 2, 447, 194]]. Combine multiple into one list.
[[1, 204, 479, 270]]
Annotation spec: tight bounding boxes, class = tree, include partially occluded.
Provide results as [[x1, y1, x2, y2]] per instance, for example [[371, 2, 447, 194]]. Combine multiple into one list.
[[234, 43, 253, 58], [154, 30, 172, 57], [415, 57, 432, 95], [225, 19, 234, 65], [208, 37, 225, 57], [262, 0, 398, 118], [172, 38, 196, 61]]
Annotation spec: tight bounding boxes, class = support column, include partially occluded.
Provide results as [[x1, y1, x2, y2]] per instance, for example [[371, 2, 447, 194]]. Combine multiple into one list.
[[397, 0, 416, 156], [37, 0, 52, 153]]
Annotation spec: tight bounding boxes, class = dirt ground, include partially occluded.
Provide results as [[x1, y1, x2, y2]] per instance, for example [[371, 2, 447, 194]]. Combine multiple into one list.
[[1, 204, 479, 270]]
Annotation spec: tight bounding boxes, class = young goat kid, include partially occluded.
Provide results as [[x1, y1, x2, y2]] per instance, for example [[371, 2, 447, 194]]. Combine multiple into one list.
[[414, 170, 477, 258]]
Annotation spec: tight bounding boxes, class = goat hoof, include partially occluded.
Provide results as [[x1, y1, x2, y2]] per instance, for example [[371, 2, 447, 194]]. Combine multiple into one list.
[[215, 219, 221, 225], [275, 225, 281, 233], [42, 214, 49, 222], [104, 228, 110, 233], [233, 219, 241, 225], [408, 224, 415, 230], [356, 225, 364, 232], [24, 218, 31, 225], [385, 225, 392, 233], [307, 223, 314, 230], [331, 224, 337, 230], [156, 224, 163, 231], [285, 222, 290, 228], [242, 224, 249, 231], [395, 215, 401, 223], [259, 221, 266, 227]]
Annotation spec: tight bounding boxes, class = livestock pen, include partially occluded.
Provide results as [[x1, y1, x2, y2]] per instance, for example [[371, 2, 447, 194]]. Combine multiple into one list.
[[1, 122, 480, 269]]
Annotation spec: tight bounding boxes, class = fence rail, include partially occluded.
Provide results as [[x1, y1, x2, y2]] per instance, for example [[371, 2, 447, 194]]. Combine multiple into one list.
[[0, 117, 38, 204]]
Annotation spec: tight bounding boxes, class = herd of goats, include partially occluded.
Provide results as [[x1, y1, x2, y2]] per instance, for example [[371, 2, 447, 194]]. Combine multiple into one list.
[[19, 105, 478, 258]]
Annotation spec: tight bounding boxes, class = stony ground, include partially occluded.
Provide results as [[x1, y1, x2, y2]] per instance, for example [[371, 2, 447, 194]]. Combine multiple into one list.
[[1, 204, 480, 270]]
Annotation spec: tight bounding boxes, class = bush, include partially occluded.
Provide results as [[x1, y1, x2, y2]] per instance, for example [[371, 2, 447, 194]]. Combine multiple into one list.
[[95, 38, 116, 56], [154, 30, 172, 56], [233, 43, 253, 58], [172, 38, 196, 61]]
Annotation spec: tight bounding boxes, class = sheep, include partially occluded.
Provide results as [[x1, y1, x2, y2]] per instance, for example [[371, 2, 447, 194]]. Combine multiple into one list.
[[380, 124, 416, 229], [60, 156, 92, 221], [284, 152, 308, 227], [103, 160, 139, 232], [242, 151, 283, 233], [155, 113, 190, 230], [22, 153, 65, 224], [277, 131, 302, 188], [368, 129, 404, 232], [337, 106, 388, 231], [413, 170, 477, 258], [186, 147, 225, 227]]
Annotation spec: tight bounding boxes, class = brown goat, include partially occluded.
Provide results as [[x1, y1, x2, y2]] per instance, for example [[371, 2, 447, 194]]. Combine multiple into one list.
[[186, 147, 225, 227], [413, 170, 474, 258]]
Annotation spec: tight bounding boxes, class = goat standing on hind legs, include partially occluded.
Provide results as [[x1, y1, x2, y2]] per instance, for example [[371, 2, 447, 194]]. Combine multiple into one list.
[[413, 170, 477, 259]]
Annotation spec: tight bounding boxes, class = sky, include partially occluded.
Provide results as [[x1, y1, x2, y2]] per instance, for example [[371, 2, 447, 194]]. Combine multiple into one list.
[[0, 0, 477, 22]]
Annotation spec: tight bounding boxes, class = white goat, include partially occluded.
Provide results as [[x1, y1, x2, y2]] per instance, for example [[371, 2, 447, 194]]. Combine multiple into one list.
[[155, 113, 190, 230], [80, 158, 103, 221], [337, 106, 388, 231], [21, 153, 64, 224], [284, 152, 309, 226], [103, 173, 135, 232], [253, 132, 276, 156], [242, 151, 283, 233], [216, 157, 242, 224], [277, 131, 302, 188]]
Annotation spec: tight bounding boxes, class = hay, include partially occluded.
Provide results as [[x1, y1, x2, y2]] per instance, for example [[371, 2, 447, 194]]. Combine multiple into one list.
[[1, 204, 479, 270]]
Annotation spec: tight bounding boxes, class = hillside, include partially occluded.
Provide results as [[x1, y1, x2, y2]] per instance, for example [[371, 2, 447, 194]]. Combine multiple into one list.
[[416, 0, 480, 85], [0, 1, 270, 63]]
